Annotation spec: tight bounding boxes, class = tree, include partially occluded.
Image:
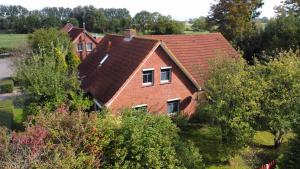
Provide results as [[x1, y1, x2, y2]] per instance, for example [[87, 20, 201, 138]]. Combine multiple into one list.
[[261, 12, 300, 58], [152, 15, 185, 34], [191, 17, 208, 32], [203, 56, 263, 159], [283, 0, 300, 15], [29, 28, 72, 55], [104, 8, 131, 33], [207, 0, 264, 61], [277, 123, 300, 169], [102, 109, 203, 169], [133, 10, 153, 33], [253, 51, 300, 148]]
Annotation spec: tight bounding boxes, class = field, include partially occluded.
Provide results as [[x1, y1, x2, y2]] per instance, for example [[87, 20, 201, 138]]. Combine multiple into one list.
[[0, 34, 28, 49]]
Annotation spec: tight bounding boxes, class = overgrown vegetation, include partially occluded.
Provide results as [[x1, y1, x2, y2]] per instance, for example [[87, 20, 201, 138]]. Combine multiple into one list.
[[0, 108, 204, 168]]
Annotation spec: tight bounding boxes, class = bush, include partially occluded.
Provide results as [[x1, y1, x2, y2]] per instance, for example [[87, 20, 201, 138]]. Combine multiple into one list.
[[0, 79, 14, 94], [0, 108, 205, 168]]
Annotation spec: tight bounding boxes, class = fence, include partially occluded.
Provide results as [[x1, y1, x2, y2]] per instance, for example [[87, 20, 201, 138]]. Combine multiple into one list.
[[259, 160, 276, 169]]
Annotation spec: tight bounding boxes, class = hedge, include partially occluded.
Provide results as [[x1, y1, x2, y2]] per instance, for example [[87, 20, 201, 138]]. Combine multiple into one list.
[[0, 79, 14, 94]]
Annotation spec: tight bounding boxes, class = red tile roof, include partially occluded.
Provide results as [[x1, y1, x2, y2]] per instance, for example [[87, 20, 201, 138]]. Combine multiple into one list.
[[61, 23, 74, 32], [96, 37, 103, 43], [79, 35, 159, 103], [142, 33, 239, 85], [79, 33, 239, 104], [68, 27, 84, 41], [61, 23, 99, 44]]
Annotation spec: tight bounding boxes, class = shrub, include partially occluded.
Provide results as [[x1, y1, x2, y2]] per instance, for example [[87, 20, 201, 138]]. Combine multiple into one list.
[[0, 79, 14, 94], [0, 108, 204, 168]]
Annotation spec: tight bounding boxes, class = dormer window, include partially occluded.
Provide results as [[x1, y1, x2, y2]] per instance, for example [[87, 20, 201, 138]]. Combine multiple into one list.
[[142, 68, 154, 86], [77, 43, 83, 52], [160, 67, 172, 83]]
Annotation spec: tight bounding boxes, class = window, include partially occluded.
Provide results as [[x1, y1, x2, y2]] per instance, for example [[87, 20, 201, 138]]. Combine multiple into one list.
[[99, 54, 109, 66], [142, 69, 154, 85], [86, 43, 93, 51], [167, 99, 180, 114], [77, 43, 83, 52], [132, 104, 148, 112], [161, 67, 172, 83]]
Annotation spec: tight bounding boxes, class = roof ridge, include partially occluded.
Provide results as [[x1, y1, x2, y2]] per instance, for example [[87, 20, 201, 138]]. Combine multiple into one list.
[[142, 32, 222, 37]]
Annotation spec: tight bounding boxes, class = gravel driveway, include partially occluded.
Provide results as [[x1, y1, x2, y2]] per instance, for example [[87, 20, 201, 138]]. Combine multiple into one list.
[[0, 57, 14, 80]]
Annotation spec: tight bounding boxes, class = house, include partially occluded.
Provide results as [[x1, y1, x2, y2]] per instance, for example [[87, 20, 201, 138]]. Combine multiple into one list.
[[78, 30, 239, 116], [62, 23, 100, 60]]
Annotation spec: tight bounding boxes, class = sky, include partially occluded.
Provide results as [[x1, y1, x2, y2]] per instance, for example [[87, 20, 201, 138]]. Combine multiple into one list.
[[0, 0, 282, 21]]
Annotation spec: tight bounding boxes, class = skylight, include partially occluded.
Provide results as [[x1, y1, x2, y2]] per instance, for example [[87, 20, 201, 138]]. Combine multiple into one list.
[[99, 54, 109, 66]]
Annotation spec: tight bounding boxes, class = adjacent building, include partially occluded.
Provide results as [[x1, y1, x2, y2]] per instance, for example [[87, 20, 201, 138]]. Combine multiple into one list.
[[62, 23, 100, 60]]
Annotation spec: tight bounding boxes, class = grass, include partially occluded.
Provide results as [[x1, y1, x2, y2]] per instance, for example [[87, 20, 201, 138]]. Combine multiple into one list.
[[0, 34, 28, 49], [0, 100, 14, 129], [184, 30, 210, 35], [0, 100, 25, 130], [180, 125, 294, 169]]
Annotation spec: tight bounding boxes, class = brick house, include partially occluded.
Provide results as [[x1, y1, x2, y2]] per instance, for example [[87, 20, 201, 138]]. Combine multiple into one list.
[[62, 23, 100, 61], [78, 30, 238, 116]]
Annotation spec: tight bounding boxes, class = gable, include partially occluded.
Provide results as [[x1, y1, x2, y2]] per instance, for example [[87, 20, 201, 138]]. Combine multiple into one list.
[[106, 46, 198, 110], [142, 33, 239, 86]]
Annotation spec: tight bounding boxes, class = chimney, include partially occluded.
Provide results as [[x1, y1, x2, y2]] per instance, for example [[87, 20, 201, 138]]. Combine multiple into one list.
[[124, 29, 136, 41], [83, 22, 86, 30]]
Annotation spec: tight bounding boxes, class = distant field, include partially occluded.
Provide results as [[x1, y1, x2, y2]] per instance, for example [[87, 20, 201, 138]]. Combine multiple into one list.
[[184, 31, 210, 35], [0, 34, 28, 49]]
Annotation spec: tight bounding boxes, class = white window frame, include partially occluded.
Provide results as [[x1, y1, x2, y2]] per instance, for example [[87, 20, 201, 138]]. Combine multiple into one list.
[[142, 68, 154, 86], [167, 98, 180, 114], [86, 43, 93, 52], [132, 104, 148, 111], [77, 43, 83, 52], [160, 66, 172, 84]]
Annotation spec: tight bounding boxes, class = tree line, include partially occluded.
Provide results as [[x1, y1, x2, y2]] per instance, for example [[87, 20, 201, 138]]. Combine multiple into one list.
[[0, 5, 185, 34]]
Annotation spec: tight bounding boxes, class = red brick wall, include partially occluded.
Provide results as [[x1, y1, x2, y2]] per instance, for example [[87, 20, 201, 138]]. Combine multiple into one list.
[[73, 33, 97, 61], [108, 46, 198, 116]]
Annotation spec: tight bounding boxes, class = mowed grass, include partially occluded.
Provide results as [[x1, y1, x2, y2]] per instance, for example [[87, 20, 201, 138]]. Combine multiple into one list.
[[0, 34, 28, 49], [181, 126, 294, 169], [0, 99, 25, 130]]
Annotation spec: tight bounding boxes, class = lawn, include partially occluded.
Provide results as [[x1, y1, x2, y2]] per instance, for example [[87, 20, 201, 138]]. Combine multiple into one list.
[[0, 99, 25, 130], [0, 34, 28, 49], [180, 126, 294, 169]]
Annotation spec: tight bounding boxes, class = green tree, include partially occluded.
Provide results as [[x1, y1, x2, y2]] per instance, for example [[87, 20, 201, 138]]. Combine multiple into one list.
[[277, 123, 300, 169], [29, 28, 72, 55], [207, 0, 264, 61], [15, 52, 87, 114], [102, 110, 204, 168], [133, 10, 153, 33], [203, 56, 263, 159], [283, 0, 300, 15], [261, 13, 300, 58], [191, 17, 208, 32], [253, 51, 300, 148]]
